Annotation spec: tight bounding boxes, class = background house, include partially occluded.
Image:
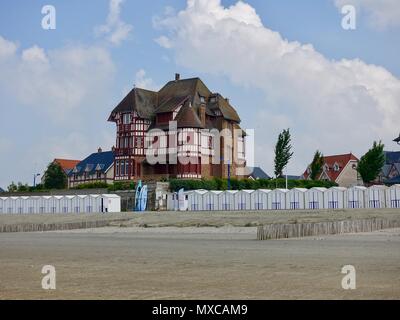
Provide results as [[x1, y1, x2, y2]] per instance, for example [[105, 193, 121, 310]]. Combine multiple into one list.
[[68, 148, 114, 188], [302, 153, 360, 187], [41, 158, 80, 185], [246, 167, 271, 180], [376, 151, 400, 185]]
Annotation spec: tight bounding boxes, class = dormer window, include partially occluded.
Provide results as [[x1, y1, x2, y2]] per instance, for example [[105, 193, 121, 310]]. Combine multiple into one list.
[[333, 163, 340, 172], [323, 164, 329, 172]]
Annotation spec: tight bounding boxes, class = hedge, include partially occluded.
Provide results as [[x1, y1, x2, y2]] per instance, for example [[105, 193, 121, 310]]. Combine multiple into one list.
[[169, 178, 337, 192]]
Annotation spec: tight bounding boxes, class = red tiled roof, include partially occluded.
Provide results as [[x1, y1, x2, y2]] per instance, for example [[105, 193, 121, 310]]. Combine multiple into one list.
[[54, 159, 80, 171], [302, 153, 359, 182]]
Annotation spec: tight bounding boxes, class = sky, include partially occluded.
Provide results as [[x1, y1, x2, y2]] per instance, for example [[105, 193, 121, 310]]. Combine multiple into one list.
[[0, 0, 399, 189]]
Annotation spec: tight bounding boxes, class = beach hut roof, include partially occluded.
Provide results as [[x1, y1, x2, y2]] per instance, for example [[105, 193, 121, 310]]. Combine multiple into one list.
[[290, 188, 308, 192]]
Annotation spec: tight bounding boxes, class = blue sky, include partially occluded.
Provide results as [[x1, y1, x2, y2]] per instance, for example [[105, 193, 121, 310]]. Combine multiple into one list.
[[0, 0, 399, 188]]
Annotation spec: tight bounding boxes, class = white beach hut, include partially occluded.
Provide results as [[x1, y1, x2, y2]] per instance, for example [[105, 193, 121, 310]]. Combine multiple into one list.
[[62, 195, 75, 213], [8, 197, 19, 214], [250, 189, 271, 210], [166, 192, 178, 211], [367, 185, 387, 209], [347, 186, 367, 209], [88, 194, 102, 213], [0, 197, 6, 214], [305, 187, 327, 210], [54, 196, 65, 213], [324, 187, 347, 209], [187, 190, 208, 211], [386, 184, 400, 208], [268, 189, 289, 210], [286, 188, 307, 210], [101, 194, 121, 213], [234, 190, 254, 210], [219, 190, 238, 211], [202, 191, 223, 211]]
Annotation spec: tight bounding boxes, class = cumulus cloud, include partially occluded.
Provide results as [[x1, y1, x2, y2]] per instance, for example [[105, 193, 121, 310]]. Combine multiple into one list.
[[155, 0, 400, 174], [95, 0, 133, 45], [134, 69, 160, 91], [0, 36, 115, 119], [334, 0, 400, 29]]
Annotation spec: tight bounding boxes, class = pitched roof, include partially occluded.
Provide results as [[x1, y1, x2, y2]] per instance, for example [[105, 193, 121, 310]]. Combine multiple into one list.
[[246, 167, 271, 179], [303, 153, 359, 182], [108, 88, 158, 121], [393, 134, 400, 143], [174, 101, 204, 129], [381, 164, 392, 177], [108, 76, 241, 124], [69, 151, 114, 176], [207, 94, 240, 122], [155, 96, 189, 114], [384, 151, 400, 164], [0, 187, 5, 193], [54, 159, 80, 171], [386, 175, 400, 185]]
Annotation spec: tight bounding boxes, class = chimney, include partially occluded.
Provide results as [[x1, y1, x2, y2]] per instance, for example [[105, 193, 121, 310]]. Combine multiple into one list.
[[199, 104, 206, 127], [98, 147, 102, 153], [225, 97, 230, 104], [175, 73, 180, 81]]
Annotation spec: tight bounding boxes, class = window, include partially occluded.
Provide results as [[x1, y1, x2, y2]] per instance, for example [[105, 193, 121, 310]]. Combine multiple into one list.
[[333, 164, 340, 172], [121, 160, 125, 176], [123, 113, 131, 124], [199, 95, 206, 103], [125, 161, 129, 176], [116, 160, 120, 176]]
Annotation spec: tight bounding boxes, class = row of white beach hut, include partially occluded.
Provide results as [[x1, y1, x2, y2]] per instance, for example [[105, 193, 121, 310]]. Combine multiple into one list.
[[0, 194, 121, 214], [167, 185, 400, 211]]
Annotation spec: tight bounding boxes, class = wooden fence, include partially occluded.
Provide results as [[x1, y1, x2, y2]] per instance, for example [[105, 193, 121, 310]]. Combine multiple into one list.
[[257, 218, 400, 240], [0, 218, 130, 233]]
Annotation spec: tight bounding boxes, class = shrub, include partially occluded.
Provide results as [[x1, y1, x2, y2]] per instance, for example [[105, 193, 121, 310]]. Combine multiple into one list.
[[169, 178, 337, 191]]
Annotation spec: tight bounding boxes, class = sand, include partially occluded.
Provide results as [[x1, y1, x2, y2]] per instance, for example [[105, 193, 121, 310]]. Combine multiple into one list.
[[0, 225, 399, 299]]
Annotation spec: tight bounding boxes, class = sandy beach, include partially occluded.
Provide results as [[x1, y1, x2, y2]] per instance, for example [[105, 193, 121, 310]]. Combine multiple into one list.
[[0, 223, 399, 299]]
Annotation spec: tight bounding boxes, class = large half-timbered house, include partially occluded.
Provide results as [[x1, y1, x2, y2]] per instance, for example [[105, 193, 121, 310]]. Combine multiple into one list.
[[108, 74, 246, 181]]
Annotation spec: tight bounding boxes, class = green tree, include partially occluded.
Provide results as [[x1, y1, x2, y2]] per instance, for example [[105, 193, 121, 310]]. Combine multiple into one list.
[[7, 181, 17, 192], [357, 141, 385, 184], [44, 162, 67, 189], [310, 150, 324, 180], [274, 128, 294, 178]]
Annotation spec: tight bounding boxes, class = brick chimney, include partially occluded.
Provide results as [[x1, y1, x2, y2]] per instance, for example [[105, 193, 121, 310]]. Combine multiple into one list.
[[98, 147, 102, 153], [199, 104, 206, 127], [175, 73, 180, 81]]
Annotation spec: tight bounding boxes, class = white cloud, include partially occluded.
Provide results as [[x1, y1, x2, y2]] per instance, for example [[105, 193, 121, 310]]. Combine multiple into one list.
[[0, 36, 115, 120], [95, 0, 133, 45], [154, 35, 173, 49], [134, 69, 159, 91], [334, 0, 400, 29], [155, 0, 400, 174]]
